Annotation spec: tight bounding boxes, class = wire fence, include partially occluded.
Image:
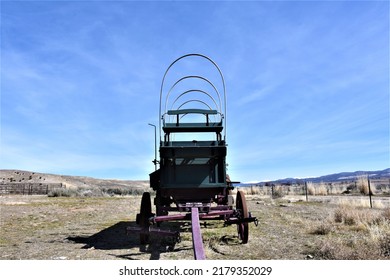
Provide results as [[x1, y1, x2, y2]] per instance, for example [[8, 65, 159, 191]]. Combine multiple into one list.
[[235, 178, 390, 197], [0, 183, 63, 195]]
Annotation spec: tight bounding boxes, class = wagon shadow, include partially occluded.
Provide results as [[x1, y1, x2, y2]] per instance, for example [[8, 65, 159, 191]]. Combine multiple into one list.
[[67, 221, 191, 260]]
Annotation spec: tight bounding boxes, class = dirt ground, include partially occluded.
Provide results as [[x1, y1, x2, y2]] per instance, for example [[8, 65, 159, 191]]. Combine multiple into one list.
[[1, 194, 389, 260]]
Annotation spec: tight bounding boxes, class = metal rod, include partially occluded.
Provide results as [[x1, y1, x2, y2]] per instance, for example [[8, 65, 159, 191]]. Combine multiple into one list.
[[191, 207, 206, 260], [152, 209, 235, 223], [368, 175, 373, 209], [200, 210, 233, 217], [153, 213, 189, 223]]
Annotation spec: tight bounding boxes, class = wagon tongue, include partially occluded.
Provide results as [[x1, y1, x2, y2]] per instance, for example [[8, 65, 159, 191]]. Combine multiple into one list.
[[191, 207, 206, 260]]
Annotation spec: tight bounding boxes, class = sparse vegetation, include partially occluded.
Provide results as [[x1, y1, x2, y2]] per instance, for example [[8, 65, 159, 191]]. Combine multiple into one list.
[[308, 204, 390, 259], [311, 221, 334, 235], [1, 169, 390, 260], [306, 182, 328, 196], [48, 188, 81, 197], [333, 204, 387, 227], [1, 193, 389, 260], [272, 185, 285, 198], [101, 187, 151, 196], [47, 186, 152, 197], [356, 175, 376, 195]]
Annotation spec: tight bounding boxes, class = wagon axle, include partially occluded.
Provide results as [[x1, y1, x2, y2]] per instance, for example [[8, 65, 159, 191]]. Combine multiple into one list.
[[127, 190, 258, 259]]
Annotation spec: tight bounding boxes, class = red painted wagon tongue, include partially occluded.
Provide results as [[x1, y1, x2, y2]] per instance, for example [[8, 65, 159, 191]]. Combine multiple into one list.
[[191, 207, 206, 260]]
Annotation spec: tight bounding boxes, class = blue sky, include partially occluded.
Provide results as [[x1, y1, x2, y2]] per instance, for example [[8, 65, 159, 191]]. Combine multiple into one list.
[[1, 1, 389, 182]]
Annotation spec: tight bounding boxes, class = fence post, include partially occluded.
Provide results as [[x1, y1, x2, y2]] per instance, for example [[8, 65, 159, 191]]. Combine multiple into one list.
[[367, 176, 373, 209], [304, 181, 308, 201]]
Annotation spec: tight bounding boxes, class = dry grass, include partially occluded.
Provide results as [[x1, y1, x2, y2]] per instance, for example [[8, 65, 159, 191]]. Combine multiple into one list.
[[1, 193, 390, 260], [335, 197, 387, 209], [357, 175, 375, 195], [272, 185, 285, 198], [333, 204, 383, 226], [233, 179, 389, 198], [310, 204, 390, 259], [383, 208, 390, 220], [234, 185, 286, 198], [47, 185, 152, 197], [327, 223, 390, 259], [311, 220, 334, 235], [314, 238, 378, 260], [232, 186, 265, 195], [316, 182, 329, 195], [306, 182, 328, 196]]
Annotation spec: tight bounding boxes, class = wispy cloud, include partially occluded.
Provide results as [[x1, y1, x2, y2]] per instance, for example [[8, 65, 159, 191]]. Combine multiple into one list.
[[1, 1, 388, 181]]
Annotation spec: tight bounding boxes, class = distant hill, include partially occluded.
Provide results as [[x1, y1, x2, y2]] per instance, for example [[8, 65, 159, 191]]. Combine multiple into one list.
[[0, 169, 149, 190], [238, 168, 390, 186], [237, 168, 390, 186], [1, 168, 389, 189]]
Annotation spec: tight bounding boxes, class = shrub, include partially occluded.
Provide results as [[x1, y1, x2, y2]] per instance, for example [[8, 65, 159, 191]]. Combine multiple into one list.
[[316, 182, 328, 196], [383, 208, 390, 221], [48, 187, 104, 197], [101, 187, 153, 196], [79, 188, 104, 197], [312, 221, 333, 235], [306, 182, 315, 195], [250, 186, 262, 195], [306, 182, 328, 196], [379, 231, 390, 257], [272, 185, 285, 198], [333, 205, 360, 225], [48, 188, 79, 197], [313, 238, 380, 260], [334, 207, 344, 223], [357, 175, 374, 195], [334, 205, 390, 229]]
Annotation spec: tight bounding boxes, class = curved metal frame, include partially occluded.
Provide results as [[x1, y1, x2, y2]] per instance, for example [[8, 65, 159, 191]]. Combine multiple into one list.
[[170, 89, 220, 113], [162, 100, 218, 124], [174, 100, 215, 123], [168, 91, 221, 124], [177, 99, 213, 110], [163, 75, 223, 117], [159, 54, 227, 141]]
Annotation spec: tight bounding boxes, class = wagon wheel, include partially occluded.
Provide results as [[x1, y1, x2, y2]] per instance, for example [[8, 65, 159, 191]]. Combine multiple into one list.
[[236, 190, 249, 244], [139, 192, 152, 244], [155, 191, 168, 217]]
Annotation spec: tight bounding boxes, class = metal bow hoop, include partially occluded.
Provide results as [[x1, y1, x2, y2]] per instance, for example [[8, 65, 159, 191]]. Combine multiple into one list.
[[159, 53, 227, 142], [164, 76, 223, 114]]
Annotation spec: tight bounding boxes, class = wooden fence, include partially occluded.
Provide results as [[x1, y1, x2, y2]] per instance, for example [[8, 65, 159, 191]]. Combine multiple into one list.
[[0, 183, 63, 195]]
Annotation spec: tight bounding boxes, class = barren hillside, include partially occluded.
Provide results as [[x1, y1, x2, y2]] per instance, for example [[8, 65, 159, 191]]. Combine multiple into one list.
[[0, 169, 148, 191]]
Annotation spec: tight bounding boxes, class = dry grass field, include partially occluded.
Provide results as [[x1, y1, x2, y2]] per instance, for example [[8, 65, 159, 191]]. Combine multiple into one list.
[[1, 190, 389, 260]]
